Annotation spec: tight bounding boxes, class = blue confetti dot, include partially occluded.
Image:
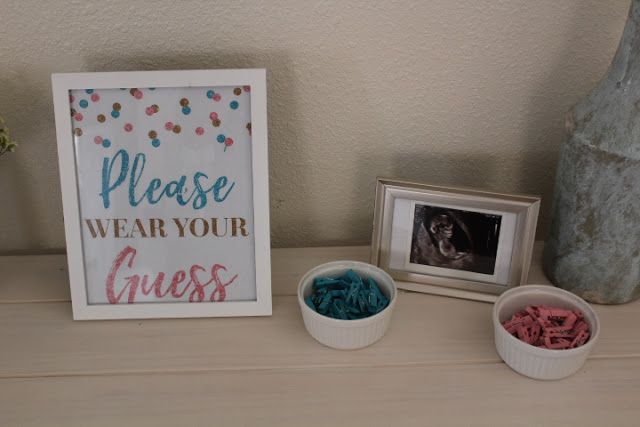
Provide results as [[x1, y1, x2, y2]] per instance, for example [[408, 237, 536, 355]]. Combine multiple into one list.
[[85, 89, 94, 94], [182, 106, 191, 115], [206, 90, 215, 99], [151, 138, 161, 148], [102, 139, 111, 148], [217, 134, 226, 143], [230, 100, 239, 110], [111, 110, 120, 118], [79, 99, 89, 108]]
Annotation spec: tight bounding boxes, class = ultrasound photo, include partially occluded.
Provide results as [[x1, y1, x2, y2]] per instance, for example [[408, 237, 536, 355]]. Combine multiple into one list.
[[409, 204, 502, 275]]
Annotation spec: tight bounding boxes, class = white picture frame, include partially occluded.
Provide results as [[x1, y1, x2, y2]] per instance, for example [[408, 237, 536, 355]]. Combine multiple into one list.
[[371, 178, 540, 302], [52, 69, 272, 319]]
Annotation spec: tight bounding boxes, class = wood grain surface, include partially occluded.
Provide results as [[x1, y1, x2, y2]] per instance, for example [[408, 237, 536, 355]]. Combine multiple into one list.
[[1, 242, 639, 426]]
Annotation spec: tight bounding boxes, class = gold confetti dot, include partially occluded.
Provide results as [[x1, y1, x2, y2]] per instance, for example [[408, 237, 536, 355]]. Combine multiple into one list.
[[130, 88, 137, 96], [233, 87, 242, 96], [97, 114, 106, 123], [151, 104, 159, 113], [179, 98, 189, 107], [148, 130, 157, 139], [172, 125, 182, 134], [212, 119, 221, 127], [70, 108, 77, 117], [74, 128, 83, 136], [113, 103, 121, 111]]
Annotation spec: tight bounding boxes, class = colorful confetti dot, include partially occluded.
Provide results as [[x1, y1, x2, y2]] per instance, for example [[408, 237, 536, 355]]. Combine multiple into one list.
[[85, 89, 94, 94], [112, 103, 121, 111], [233, 87, 242, 96], [102, 139, 111, 148], [79, 99, 89, 108], [134, 90, 143, 100], [243, 85, 251, 92], [151, 104, 159, 113], [230, 100, 239, 110], [70, 108, 77, 117], [164, 121, 174, 131], [111, 110, 120, 118], [74, 113, 83, 121], [74, 128, 83, 136], [217, 134, 226, 143], [69, 95, 75, 103], [145, 107, 154, 116], [225, 137, 234, 146], [180, 98, 189, 107], [91, 93, 100, 102], [173, 125, 182, 134], [151, 138, 161, 148], [94, 136, 103, 145], [148, 130, 158, 139], [182, 106, 191, 115], [195, 127, 204, 136], [206, 90, 215, 99], [124, 123, 133, 132], [212, 118, 221, 127], [209, 112, 218, 120], [213, 93, 221, 102], [97, 114, 106, 123]]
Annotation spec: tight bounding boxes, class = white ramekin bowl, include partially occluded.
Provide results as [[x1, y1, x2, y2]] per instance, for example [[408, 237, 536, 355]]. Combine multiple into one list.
[[297, 261, 397, 350], [493, 285, 600, 380]]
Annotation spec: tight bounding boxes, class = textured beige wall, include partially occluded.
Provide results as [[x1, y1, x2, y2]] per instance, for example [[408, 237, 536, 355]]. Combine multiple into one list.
[[0, 0, 630, 253]]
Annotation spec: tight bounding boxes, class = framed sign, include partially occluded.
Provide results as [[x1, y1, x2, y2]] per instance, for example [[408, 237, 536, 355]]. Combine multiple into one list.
[[371, 178, 539, 302], [52, 69, 271, 319]]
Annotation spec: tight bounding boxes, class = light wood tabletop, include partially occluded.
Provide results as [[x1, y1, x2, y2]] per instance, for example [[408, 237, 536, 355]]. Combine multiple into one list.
[[1, 242, 639, 426]]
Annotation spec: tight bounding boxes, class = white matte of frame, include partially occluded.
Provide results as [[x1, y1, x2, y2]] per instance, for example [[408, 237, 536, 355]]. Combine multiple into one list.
[[371, 178, 540, 302], [52, 69, 271, 319]]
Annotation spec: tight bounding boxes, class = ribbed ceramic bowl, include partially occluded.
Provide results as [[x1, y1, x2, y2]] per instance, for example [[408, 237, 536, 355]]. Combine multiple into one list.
[[297, 261, 397, 350], [493, 285, 600, 380]]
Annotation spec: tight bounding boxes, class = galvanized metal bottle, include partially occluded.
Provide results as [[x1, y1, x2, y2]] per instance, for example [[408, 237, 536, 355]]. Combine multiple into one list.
[[544, 0, 640, 304]]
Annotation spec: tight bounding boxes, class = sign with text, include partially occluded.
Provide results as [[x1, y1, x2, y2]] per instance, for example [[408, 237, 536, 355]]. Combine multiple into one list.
[[53, 70, 271, 319]]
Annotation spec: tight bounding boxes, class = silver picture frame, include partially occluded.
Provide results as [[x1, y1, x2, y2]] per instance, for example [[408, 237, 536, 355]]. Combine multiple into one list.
[[371, 178, 540, 302]]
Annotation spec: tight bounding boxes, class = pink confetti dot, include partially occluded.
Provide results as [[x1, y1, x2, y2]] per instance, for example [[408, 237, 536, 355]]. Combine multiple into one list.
[[165, 121, 174, 131], [69, 95, 75, 103], [91, 93, 100, 102], [94, 136, 103, 145], [145, 107, 154, 116], [74, 113, 83, 121], [209, 112, 218, 120], [195, 127, 204, 136], [134, 90, 143, 100], [243, 86, 251, 92], [213, 93, 221, 102], [124, 123, 133, 132], [224, 137, 234, 146]]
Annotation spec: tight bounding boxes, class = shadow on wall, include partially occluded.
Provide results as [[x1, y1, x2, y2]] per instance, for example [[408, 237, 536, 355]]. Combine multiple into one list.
[[0, 71, 57, 255], [345, 151, 501, 249], [1, 50, 308, 253], [83, 50, 311, 249], [519, 0, 626, 238], [0, 2, 627, 254]]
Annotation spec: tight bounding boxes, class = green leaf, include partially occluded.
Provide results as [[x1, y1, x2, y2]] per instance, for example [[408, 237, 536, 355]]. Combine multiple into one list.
[[0, 115, 17, 155]]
